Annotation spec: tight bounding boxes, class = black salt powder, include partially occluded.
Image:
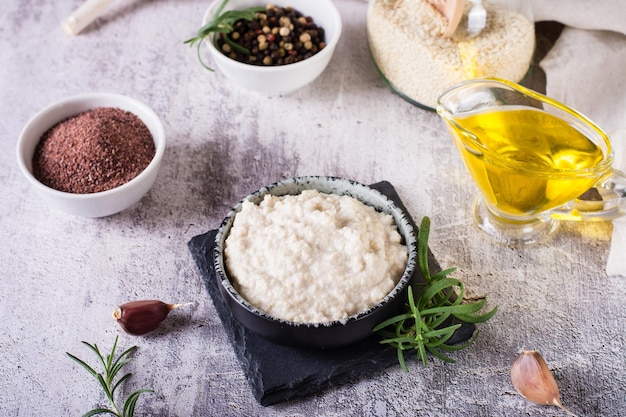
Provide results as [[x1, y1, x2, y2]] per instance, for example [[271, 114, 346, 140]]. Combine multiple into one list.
[[32, 107, 155, 194]]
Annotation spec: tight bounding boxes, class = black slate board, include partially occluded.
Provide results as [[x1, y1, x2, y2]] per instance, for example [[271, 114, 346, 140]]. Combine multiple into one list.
[[187, 181, 475, 406]]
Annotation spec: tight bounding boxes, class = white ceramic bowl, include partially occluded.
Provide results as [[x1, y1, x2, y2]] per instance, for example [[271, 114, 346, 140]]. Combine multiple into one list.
[[213, 176, 418, 348], [201, 0, 342, 95], [16, 93, 166, 218]]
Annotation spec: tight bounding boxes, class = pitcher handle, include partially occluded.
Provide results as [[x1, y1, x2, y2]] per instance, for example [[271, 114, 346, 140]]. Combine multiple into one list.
[[550, 169, 626, 222]]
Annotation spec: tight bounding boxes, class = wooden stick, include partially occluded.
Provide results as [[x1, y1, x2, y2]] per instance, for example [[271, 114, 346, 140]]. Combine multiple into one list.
[[62, 0, 115, 35]]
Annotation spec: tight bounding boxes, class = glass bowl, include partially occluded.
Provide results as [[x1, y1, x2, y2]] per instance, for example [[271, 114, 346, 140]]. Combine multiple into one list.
[[366, 0, 535, 110]]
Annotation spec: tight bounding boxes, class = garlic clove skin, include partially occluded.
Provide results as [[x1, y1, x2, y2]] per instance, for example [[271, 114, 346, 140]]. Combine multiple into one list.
[[113, 300, 189, 335], [510, 350, 578, 417]]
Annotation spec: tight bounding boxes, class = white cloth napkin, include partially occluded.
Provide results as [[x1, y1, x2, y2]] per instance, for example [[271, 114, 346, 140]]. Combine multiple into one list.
[[530, 0, 626, 35], [531, 0, 626, 276], [530, 1, 626, 276]]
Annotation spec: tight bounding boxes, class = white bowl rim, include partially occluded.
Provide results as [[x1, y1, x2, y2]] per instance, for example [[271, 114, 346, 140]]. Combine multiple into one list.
[[16, 92, 166, 200], [201, 0, 343, 73]]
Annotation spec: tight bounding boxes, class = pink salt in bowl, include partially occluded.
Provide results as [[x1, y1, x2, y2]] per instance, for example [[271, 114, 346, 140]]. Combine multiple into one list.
[[16, 93, 166, 218]]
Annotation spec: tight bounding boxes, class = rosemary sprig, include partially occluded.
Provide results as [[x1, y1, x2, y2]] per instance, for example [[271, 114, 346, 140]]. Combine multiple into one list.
[[184, 0, 265, 71], [372, 216, 498, 370], [66, 336, 153, 417]]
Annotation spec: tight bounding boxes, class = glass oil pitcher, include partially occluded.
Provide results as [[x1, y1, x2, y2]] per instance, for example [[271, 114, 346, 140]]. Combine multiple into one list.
[[437, 78, 626, 245]]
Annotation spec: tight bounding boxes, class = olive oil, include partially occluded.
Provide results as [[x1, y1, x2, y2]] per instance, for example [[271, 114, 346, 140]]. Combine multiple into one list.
[[450, 107, 607, 218]]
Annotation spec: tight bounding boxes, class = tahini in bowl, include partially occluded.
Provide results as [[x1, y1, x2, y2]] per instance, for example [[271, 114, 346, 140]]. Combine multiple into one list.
[[201, 0, 342, 95], [16, 93, 166, 218], [213, 176, 418, 349]]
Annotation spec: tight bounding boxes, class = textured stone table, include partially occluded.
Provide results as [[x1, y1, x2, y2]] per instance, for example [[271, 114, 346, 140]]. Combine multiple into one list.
[[1, 1, 624, 416]]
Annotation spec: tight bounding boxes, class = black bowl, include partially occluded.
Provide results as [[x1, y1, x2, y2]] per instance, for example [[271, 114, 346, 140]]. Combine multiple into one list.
[[212, 176, 418, 349]]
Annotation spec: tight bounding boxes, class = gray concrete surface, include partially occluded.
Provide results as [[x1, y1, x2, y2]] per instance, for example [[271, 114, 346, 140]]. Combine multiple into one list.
[[1, 1, 624, 416]]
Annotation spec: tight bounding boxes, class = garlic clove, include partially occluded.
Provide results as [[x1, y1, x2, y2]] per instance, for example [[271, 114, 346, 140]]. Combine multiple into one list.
[[511, 350, 576, 416], [113, 300, 190, 335]]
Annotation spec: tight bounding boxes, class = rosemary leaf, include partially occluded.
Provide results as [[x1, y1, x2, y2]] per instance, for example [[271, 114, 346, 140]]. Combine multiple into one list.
[[422, 324, 462, 340], [437, 331, 480, 352], [418, 277, 462, 305], [421, 301, 486, 317], [430, 267, 458, 281], [425, 345, 456, 363], [372, 313, 413, 331], [66, 336, 154, 417], [111, 373, 133, 397], [427, 311, 453, 330], [374, 216, 498, 369], [455, 306, 499, 323], [184, 0, 266, 71], [65, 353, 98, 378], [83, 408, 118, 417], [417, 217, 432, 280]]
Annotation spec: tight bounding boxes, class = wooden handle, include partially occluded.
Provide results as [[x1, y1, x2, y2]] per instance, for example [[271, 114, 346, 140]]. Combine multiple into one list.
[[62, 0, 115, 35], [428, 0, 465, 38]]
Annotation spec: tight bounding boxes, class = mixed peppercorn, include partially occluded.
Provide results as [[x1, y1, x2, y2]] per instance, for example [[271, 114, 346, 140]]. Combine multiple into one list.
[[216, 4, 326, 66]]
